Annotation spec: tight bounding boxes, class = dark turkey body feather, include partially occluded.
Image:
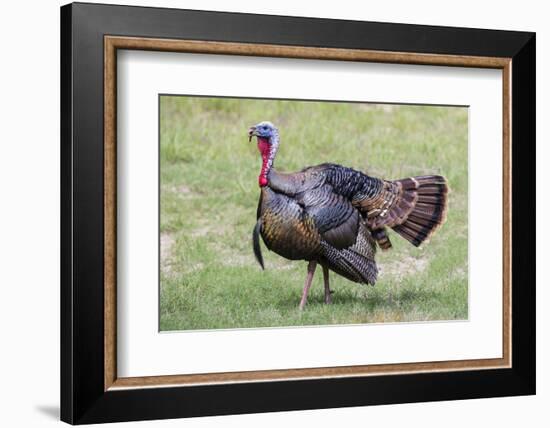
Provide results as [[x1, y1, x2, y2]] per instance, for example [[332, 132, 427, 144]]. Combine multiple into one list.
[[254, 163, 448, 285]]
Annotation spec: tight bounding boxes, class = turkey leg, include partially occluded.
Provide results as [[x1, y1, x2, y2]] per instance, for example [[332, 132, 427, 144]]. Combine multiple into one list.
[[299, 261, 317, 310], [322, 265, 333, 304]]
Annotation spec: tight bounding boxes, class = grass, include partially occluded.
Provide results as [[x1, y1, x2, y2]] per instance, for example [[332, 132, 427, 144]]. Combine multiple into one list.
[[159, 96, 468, 331]]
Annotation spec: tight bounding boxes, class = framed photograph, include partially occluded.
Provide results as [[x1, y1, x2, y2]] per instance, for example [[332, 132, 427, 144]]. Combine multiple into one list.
[[60, 2, 535, 424]]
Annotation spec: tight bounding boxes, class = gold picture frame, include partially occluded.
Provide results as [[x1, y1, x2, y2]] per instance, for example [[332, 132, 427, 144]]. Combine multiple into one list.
[[104, 36, 511, 391]]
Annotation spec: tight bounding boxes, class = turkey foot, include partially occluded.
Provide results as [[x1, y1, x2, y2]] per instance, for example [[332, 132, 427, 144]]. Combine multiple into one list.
[[322, 265, 333, 304], [299, 261, 317, 310]]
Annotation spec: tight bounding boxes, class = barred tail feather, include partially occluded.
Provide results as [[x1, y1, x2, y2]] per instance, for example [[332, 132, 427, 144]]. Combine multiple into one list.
[[391, 175, 448, 247]]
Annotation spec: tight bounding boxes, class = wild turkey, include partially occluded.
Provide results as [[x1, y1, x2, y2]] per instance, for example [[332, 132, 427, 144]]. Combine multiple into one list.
[[249, 121, 448, 309]]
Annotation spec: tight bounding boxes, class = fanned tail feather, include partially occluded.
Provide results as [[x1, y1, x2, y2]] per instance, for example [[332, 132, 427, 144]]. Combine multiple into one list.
[[391, 175, 448, 247]]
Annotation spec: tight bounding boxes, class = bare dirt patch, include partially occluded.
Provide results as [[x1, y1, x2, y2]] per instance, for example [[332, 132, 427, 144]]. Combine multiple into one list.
[[176, 185, 192, 195], [189, 220, 229, 238], [357, 103, 395, 113], [379, 255, 428, 281], [160, 233, 175, 275]]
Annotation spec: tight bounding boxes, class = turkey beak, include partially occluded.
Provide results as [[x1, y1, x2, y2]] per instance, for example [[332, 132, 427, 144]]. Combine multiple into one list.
[[248, 126, 258, 142]]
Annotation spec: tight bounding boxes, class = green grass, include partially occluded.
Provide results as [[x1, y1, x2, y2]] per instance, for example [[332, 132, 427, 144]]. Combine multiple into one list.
[[159, 96, 468, 331]]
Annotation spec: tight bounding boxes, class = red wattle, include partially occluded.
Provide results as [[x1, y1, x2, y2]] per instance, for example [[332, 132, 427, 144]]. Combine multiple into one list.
[[257, 137, 271, 187]]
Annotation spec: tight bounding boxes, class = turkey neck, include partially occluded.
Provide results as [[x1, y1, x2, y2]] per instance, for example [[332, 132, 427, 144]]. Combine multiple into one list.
[[257, 131, 309, 195]]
